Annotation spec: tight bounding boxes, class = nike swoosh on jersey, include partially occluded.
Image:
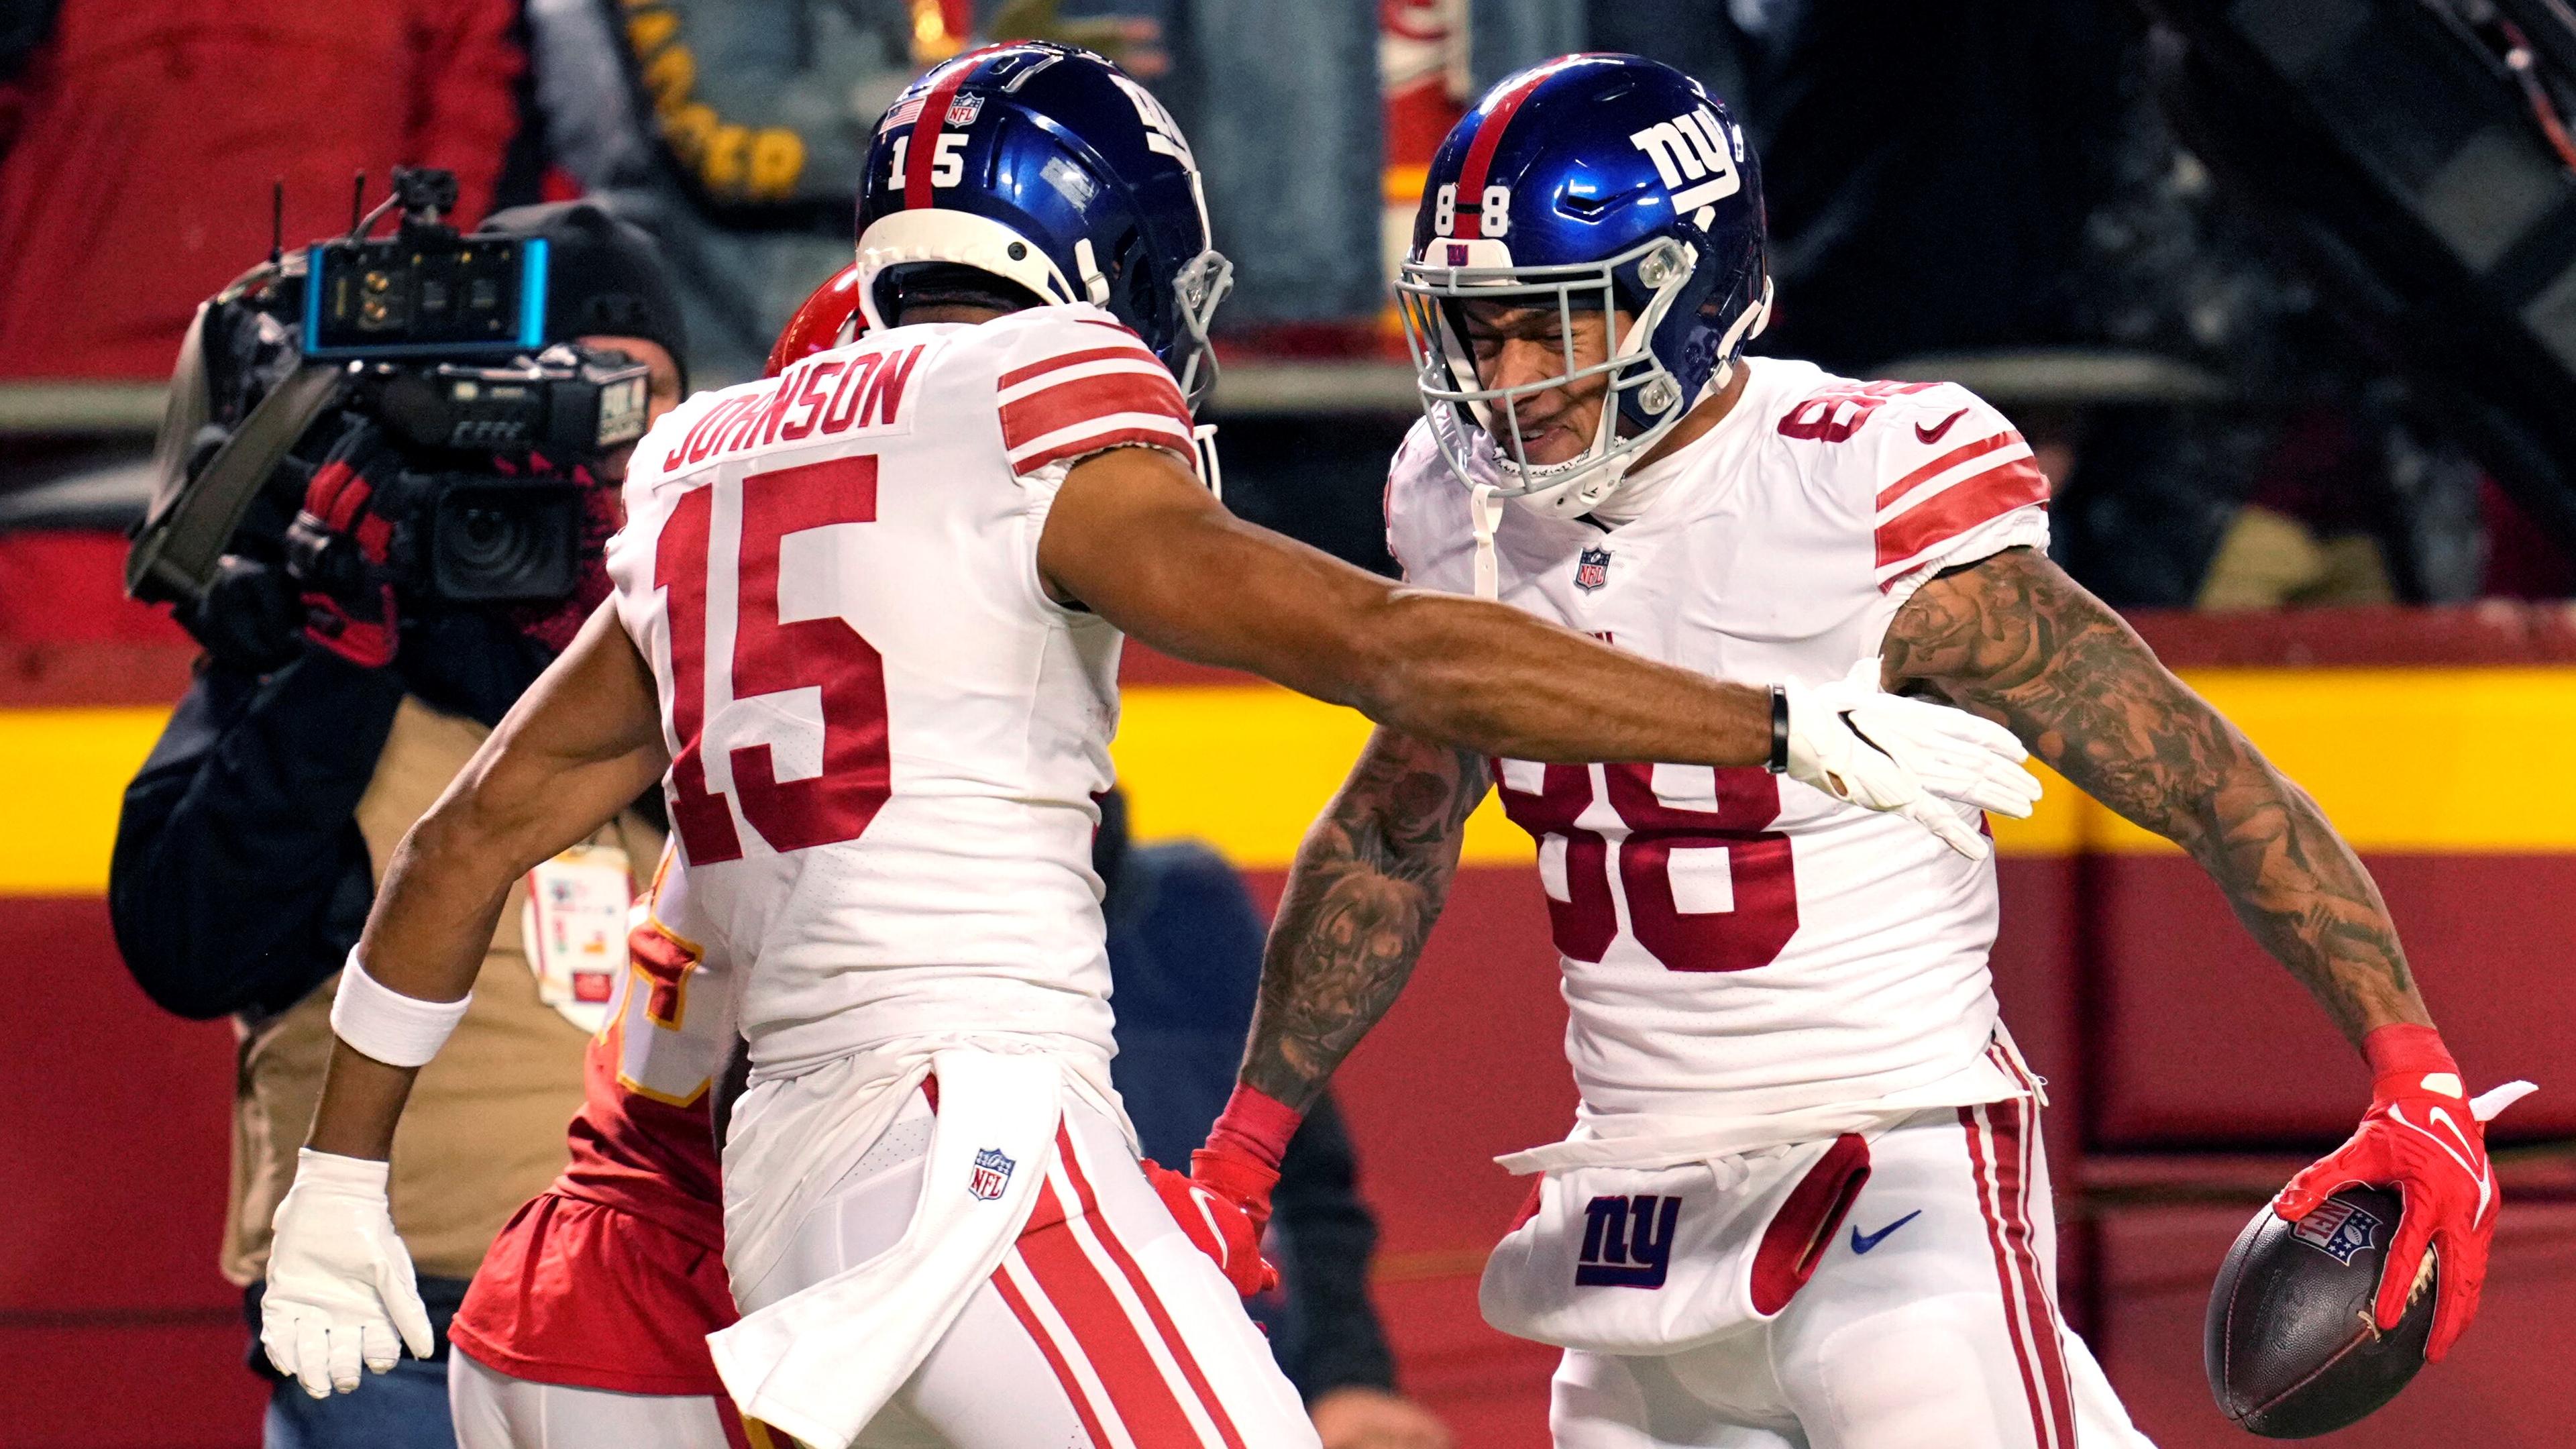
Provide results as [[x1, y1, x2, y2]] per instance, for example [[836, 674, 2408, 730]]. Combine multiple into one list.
[[1915, 408, 1970, 444], [1849, 1209, 1923, 1254]]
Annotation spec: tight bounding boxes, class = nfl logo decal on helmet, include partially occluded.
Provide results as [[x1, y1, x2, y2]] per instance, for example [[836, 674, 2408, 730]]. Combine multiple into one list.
[[1397, 54, 1771, 523], [854, 42, 1233, 409], [968, 1147, 1016, 1202]]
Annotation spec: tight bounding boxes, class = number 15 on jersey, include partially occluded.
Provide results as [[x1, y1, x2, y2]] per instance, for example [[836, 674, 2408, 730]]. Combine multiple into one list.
[[649, 456, 894, 864]]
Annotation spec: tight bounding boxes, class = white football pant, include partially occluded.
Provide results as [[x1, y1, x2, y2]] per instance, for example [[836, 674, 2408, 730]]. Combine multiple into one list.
[[449, 1351, 747, 1449], [732, 1091, 1319, 1448], [1551, 1103, 2157, 1449]]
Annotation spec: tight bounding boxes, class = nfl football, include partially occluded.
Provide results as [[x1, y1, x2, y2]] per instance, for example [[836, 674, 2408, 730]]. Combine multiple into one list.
[[2204, 1185, 2435, 1438]]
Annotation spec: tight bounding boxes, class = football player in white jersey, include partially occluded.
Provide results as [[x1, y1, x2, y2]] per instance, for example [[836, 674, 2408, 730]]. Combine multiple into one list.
[[249, 44, 2042, 1449], [1184, 54, 2536, 1449]]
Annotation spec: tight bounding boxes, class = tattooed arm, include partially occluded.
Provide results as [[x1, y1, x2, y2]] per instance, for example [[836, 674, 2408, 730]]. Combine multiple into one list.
[[1881, 546, 2430, 1044], [1238, 727, 1493, 1112]]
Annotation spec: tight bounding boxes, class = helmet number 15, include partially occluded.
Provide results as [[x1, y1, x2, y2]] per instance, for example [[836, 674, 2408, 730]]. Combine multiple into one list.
[[887, 132, 969, 189]]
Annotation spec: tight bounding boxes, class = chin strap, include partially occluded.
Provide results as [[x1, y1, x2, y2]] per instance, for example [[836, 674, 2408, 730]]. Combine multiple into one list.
[[1193, 423, 1224, 502], [1470, 483, 1506, 600]]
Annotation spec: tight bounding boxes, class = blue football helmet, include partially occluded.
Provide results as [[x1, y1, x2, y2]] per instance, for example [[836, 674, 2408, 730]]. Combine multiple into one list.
[[854, 43, 1232, 409], [1398, 54, 1770, 520]]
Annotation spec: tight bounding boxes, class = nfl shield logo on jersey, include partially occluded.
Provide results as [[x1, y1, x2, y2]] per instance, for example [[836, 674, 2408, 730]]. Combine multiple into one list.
[[969, 1148, 1016, 1202], [1574, 546, 1612, 592], [2288, 1198, 2382, 1265]]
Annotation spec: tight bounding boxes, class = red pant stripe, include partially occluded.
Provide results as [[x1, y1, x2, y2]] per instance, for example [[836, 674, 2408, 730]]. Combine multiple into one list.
[[1013, 1174, 1208, 1446], [1992, 1099, 2080, 1449], [994, 1251, 1121, 1449], [1961, 1106, 2059, 1449], [1055, 1124, 1250, 1449]]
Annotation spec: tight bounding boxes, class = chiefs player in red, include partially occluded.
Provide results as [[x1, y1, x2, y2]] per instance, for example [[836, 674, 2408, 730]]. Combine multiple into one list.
[[441, 272, 863, 1449]]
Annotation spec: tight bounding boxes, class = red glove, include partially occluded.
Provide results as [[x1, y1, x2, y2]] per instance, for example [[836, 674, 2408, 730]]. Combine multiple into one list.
[[1142, 1157, 1277, 1297], [1153, 1084, 1305, 1297], [284, 426, 403, 667], [2272, 1024, 2535, 1361]]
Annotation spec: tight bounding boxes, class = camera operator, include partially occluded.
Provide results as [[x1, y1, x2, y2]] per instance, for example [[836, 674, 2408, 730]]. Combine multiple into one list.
[[109, 201, 687, 1449]]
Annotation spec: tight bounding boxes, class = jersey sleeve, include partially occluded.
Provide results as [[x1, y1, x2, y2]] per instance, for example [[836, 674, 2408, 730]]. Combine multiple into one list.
[[990, 307, 1200, 480], [1861, 383, 2051, 597], [1381, 418, 1442, 583]]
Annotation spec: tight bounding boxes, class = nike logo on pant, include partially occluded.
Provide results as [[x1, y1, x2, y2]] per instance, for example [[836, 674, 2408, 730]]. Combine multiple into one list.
[[1849, 1210, 1922, 1254]]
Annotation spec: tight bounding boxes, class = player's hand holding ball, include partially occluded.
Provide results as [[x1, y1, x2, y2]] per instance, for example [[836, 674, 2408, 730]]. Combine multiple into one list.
[[260, 1148, 435, 1397], [2272, 1024, 2534, 1360], [1782, 657, 2041, 859]]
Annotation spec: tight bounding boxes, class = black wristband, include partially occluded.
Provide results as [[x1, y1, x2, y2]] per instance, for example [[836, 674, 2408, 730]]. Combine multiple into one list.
[[1767, 685, 1790, 773]]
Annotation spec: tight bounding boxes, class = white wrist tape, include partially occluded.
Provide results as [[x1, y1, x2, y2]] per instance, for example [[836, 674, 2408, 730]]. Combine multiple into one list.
[[292, 1146, 392, 1196], [329, 951, 471, 1068]]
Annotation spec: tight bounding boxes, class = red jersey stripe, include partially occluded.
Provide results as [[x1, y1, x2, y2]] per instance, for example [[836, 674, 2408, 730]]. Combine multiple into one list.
[[1012, 425, 1197, 478], [1002, 372, 1191, 452], [1874, 459, 2049, 573], [904, 58, 980, 210], [994, 1254, 1120, 1447], [998, 343, 1165, 391], [1994, 1100, 2080, 1448], [1014, 1169, 1208, 1444], [1057, 1127, 1249, 1449], [1452, 62, 1562, 238], [1874, 430, 2025, 510], [1962, 1107, 2060, 1449]]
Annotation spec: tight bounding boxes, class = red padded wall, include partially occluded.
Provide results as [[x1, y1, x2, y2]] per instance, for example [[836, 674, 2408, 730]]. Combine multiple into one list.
[[0, 898, 262, 1448], [2086, 855, 2576, 1146]]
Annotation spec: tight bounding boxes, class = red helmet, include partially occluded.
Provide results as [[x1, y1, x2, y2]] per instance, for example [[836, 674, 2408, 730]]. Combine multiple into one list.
[[765, 263, 865, 377]]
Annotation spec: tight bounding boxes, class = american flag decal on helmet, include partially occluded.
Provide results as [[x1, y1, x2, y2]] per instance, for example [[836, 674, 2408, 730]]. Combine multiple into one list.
[[969, 1147, 1016, 1201]]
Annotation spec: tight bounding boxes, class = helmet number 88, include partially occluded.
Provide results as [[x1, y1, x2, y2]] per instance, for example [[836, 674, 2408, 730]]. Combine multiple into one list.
[[1432, 184, 1513, 239]]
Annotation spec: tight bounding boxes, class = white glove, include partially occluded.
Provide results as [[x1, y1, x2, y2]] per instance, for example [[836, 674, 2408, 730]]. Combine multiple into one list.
[[1782, 658, 2041, 860], [261, 1148, 434, 1398]]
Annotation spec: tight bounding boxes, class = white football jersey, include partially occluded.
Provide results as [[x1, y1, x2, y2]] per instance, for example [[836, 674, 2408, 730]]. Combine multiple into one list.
[[1385, 358, 2051, 1129], [606, 304, 1200, 1076]]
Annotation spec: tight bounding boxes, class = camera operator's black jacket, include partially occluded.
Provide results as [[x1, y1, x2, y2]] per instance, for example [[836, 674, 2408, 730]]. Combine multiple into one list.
[[111, 614, 551, 1020], [113, 649, 403, 1019]]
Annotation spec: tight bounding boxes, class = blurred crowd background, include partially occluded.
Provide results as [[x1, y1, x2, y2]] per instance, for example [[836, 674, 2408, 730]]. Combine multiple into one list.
[[6, 3, 2576, 1448], [7, 0, 2576, 612]]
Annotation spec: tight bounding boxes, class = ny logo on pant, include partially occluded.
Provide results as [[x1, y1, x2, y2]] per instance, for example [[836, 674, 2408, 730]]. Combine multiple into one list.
[[1576, 1193, 1681, 1288]]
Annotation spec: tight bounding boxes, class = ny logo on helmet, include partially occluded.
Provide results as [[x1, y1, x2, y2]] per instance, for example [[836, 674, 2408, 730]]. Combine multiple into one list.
[[1629, 108, 1743, 220]]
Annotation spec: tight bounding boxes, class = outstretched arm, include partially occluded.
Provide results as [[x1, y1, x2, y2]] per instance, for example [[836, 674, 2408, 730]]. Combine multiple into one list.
[[1040, 446, 2034, 858], [1040, 447, 1771, 768], [1241, 727, 1491, 1112], [1880, 546, 2427, 1043], [1882, 545, 2544, 1363]]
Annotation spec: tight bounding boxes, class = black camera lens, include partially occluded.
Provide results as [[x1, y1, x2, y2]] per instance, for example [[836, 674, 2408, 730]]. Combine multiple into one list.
[[429, 481, 580, 602]]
